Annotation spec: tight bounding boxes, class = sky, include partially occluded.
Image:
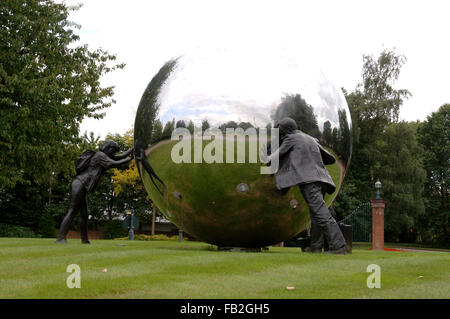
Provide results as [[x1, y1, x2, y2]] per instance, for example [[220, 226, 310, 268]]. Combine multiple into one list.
[[65, 0, 450, 138]]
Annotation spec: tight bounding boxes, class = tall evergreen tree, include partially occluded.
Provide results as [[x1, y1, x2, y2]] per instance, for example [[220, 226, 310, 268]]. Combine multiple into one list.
[[187, 120, 195, 135]]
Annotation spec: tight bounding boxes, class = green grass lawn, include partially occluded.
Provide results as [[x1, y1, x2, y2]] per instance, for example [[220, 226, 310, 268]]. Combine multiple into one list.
[[0, 238, 449, 299]]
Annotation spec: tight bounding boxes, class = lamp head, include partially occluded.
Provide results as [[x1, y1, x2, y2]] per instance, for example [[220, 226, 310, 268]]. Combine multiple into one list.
[[375, 179, 382, 189]]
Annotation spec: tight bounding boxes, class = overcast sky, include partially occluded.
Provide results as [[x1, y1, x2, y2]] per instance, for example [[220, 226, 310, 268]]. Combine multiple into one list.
[[65, 0, 450, 138]]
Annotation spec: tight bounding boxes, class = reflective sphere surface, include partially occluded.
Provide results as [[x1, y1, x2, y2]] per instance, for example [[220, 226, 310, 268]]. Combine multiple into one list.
[[134, 47, 352, 247]]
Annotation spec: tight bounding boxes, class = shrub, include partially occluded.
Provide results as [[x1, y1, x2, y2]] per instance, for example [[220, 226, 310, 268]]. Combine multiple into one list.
[[38, 212, 56, 238], [105, 219, 125, 239], [0, 224, 37, 238]]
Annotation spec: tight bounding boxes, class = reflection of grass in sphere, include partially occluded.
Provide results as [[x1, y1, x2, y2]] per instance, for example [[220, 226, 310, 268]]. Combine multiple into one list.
[[141, 138, 343, 247]]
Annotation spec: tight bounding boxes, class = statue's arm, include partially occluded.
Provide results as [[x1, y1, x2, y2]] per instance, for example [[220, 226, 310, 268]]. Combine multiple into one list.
[[318, 144, 336, 165], [112, 148, 133, 160], [109, 157, 133, 168], [100, 153, 133, 169], [275, 136, 294, 157], [263, 137, 294, 164]]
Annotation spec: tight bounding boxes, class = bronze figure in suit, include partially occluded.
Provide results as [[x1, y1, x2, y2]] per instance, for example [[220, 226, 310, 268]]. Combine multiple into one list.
[[269, 117, 346, 254]]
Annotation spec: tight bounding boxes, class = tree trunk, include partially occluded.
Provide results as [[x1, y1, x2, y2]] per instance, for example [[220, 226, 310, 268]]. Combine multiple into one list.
[[370, 165, 374, 183]]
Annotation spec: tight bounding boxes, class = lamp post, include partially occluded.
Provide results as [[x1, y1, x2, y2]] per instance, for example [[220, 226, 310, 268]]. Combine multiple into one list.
[[126, 210, 134, 240], [370, 179, 385, 250], [375, 179, 382, 199]]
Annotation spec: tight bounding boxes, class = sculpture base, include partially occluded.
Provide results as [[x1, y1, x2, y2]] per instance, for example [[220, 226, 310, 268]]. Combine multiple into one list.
[[218, 246, 264, 252]]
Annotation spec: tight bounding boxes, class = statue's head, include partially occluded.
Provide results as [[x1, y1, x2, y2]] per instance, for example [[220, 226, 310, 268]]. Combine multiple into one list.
[[100, 140, 120, 156], [274, 117, 297, 138]]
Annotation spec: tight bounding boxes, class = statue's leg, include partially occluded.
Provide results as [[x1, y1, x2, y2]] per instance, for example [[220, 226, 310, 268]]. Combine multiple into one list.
[[300, 182, 345, 252], [80, 196, 90, 244], [310, 218, 324, 252], [56, 179, 86, 243]]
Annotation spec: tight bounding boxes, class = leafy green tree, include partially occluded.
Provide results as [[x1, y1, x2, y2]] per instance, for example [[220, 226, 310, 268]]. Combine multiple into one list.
[[333, 180, 360, 221], [201, 119, 210, 132], [346, 49, 411, 184], [38, 210, 56, 238], [219, 121, 238, 133], [337, 49, 411, 213], [336, 109, 352, 163], [374, 122, 426, 242], [272, 93, 320, 138], [79, 131, 101, 151], [238, 122, 254, 130], [104, 219, 125, 239], [331, 127, 338, 149], [162, 118, 175, 139], [323, 120, 332, 146], [176, 120, 186, 128], [0, 0, 124, 190], [187, 120, 195, 134], [151, 119, 163, 143], [86, 170, 116, 228], [0, 178, 46, 229], [417, 104, 449, 246], [134, 59, 177, 149], [335, 49, 413, 235], [110, 130, 153, 226]]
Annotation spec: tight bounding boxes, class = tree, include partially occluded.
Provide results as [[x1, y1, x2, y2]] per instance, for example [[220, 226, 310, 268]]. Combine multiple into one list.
[[323, 121, 332, 146], [271, 93, 320, 138], [201, 119, 210, 132], [417, 104, 449, 246], [161, 118, 175, 139], [134, 58, 178, 149], [86, 169, 116, 228], [111, 130, 153, 226], [336, 49, 411, 214], [332, 181, 360, 221], [187, 120, 195, 134], [346, 49, 411, 183], [38, 210, 56, 238], [374, 122, 426, 242], [0, 0, 124, 189], [237, 122, 254, 130], [151, 119, 163, 143], [176, 120, 186, 128], [219, 121, 238, 133]]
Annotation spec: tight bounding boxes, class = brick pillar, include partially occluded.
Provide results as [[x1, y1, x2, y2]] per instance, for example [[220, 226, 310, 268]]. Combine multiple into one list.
[[370, 199, 385, 250]]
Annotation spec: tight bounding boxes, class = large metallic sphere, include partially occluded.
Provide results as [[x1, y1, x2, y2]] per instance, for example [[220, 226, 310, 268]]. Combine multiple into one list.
[[134, 47, 352, 247]]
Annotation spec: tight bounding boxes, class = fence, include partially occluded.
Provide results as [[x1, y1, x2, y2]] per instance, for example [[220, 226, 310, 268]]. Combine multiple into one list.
[[339, 202, 371, 242]]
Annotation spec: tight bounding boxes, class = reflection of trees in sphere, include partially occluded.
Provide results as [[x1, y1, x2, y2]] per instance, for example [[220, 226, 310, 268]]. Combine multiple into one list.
[[134, 47, 352, 247]]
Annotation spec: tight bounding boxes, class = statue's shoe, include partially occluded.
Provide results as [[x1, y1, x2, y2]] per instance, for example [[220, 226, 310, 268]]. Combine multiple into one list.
[[324, 247, 347, 255], [303, 246, 322, 253], [55, 239, 68, 244]]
